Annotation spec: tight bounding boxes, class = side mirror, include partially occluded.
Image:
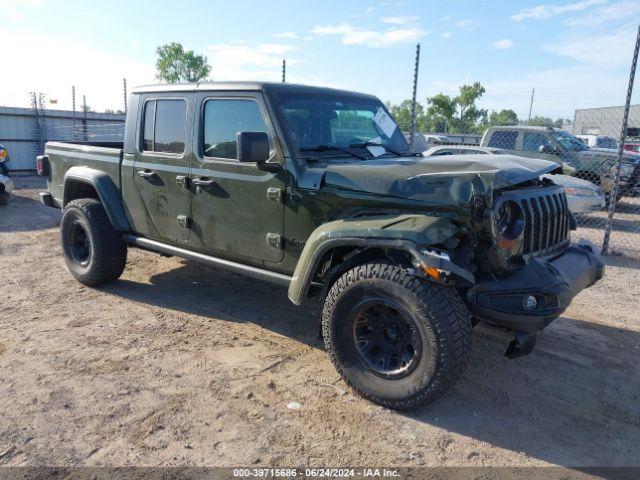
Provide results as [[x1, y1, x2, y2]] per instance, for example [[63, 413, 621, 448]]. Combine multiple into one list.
[[538, 144, 550, 154], [237, 131, 269, 163]]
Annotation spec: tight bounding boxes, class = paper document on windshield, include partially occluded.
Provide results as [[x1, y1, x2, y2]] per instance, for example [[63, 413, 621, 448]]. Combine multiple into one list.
[[366, 137, 386, 157], [373, 108, 397, 139], [366, 145, 386, 157]]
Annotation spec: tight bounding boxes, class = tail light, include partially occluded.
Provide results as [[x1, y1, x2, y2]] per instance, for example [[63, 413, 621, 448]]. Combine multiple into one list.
[[36, 155, 50, 177]]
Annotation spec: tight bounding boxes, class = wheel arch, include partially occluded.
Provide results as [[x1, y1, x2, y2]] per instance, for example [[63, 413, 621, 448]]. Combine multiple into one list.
[[287, 214, 468, 305], [63, 166, 131, 232]]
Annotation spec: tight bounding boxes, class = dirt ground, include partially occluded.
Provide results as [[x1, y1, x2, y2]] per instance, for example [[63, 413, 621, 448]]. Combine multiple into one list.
[[1, 177, 639, 468]]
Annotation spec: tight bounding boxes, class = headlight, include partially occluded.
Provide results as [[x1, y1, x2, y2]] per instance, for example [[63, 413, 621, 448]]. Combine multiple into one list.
[[564, 187, 598, 197], [0, 149, 6, 162], [494, 200, 525, 240]]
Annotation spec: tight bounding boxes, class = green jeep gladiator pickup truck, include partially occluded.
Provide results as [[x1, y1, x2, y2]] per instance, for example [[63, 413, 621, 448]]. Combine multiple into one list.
[[38, 82, 604, 409]]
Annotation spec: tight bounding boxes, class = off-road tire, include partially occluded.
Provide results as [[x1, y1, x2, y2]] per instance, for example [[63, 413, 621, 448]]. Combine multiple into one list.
[[321, 261, 472, 410], [60, 199, 127, 286], [0, 191, 9, 206]]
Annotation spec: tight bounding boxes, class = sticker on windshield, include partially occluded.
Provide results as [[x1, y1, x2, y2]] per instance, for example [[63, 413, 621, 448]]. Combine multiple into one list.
[[373, 108, 397, 139]]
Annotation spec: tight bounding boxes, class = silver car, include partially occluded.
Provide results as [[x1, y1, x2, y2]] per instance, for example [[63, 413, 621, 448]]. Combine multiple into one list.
[[423, 145, 605, 214], [542, 174, 605, 214]]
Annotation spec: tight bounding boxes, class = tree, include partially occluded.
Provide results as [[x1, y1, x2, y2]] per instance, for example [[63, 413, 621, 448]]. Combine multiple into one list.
[[386, 82, 489, 134], [528, 116, 566, 128], [155, 42, 211, 83], [389, 99, 424, 131], [424, 93, 457, 132], [489, 109, 519, 126], [456, 82, 487, 133]]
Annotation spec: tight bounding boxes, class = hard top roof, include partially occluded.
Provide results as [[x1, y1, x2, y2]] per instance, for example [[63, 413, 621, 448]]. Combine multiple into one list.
[[131, 81, 377, 99]]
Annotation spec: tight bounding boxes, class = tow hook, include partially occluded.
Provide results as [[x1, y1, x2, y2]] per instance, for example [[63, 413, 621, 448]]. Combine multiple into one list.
[[505, 331, 537, 359]]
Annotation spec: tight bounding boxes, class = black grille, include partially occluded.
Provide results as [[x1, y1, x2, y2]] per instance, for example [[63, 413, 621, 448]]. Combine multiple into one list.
[[518, 189, 570, 257]]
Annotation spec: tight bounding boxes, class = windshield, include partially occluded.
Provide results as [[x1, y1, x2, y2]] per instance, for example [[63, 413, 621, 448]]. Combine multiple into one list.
[[552, 130, 588, 152], [271, 90, 409, 156]]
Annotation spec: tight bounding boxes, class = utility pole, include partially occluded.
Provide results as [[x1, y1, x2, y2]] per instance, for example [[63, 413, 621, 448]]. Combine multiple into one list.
[[282, 59, 286, 83], [123, 78, 128, 114], [528, 88, 535, 125], [409, 43, 420, 150], [83, 94, 88, 142], [72, 86, 76, 142]]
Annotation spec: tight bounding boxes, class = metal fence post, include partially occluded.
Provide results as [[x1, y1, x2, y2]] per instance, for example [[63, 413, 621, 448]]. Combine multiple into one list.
[[409, 43, 420, 151], [602, 24, 640, 255]]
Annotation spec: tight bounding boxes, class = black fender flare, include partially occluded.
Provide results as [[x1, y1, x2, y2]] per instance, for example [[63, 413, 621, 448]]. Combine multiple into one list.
[[63, 166, 131, 232]]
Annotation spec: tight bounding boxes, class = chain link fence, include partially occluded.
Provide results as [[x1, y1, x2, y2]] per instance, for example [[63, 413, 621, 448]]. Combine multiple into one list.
[[401, 25, 640, 261]]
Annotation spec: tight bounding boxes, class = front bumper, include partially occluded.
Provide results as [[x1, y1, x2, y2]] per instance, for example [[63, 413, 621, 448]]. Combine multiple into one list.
[[465, 243, 604, 333]]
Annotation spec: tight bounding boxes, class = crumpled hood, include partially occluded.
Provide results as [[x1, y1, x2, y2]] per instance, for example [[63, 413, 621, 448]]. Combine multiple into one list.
[[320, 154, 558, 205]]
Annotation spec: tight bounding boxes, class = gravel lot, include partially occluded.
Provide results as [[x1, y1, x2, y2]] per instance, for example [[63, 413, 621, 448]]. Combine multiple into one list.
[[1, 177, 639, 468]]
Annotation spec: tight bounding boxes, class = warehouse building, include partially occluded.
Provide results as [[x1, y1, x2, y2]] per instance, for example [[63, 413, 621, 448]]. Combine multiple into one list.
[[0, 106, 124, 172], [571, 104, 640, 139]]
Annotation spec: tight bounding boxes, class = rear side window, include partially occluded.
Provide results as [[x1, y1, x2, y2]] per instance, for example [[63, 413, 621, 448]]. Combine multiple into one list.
[[488, 130, 518, 150], [523, 132, 552, 152], [203, 99, 269, 159], [142, 99, 187, 154]]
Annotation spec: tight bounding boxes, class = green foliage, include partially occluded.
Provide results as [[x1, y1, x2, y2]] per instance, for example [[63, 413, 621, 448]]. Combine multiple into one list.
[[456, 82, 487, 133], [389, 99, 424, 130], [489, 109, 519, 126], [528, 116, 566, 128], [155, 42, 211, 83], [387, 82, 489, 134]]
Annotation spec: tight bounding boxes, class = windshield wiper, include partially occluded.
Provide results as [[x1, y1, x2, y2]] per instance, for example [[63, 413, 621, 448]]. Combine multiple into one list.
[[349, 141, 405, 157], [300, 144, 366, 160]]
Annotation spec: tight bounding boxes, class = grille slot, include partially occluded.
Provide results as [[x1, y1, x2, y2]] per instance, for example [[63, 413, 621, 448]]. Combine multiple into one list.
[[503, 187, 570, 258]]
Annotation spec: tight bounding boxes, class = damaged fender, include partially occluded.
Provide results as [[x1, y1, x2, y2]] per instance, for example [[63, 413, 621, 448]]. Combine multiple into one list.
[[287, 213, 473, 305]]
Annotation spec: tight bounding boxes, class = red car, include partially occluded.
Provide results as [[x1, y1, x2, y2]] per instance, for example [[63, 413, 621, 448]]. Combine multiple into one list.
[[623, 142, 640, 154]]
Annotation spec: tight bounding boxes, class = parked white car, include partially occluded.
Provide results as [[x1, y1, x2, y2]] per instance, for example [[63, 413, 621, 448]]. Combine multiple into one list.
[[542, 174, 605, 214], [423, 145, 605, 214], [576, 134, 619, 151]]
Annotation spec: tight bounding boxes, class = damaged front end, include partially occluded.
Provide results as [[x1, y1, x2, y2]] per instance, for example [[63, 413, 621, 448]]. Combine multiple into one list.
[[464, 179, 605, 357]]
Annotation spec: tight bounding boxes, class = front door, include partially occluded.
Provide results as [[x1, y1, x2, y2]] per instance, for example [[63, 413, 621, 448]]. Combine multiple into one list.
[[132, 96, 192, 243], [188, 93, 285, 264]]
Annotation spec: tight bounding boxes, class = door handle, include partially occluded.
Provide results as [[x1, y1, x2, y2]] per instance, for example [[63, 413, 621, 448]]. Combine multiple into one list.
[[137, 169, 157, 179], [192, 177, 216, 189]]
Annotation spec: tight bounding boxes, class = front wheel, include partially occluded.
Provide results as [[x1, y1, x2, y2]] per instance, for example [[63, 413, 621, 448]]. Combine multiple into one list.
[[321, 261, 472, 410], [60, 199, 127, 286]]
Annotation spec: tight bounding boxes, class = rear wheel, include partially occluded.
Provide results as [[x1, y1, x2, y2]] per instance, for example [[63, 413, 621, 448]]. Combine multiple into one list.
[[60, 199, 127, 286], [321, 261, 472, 410]]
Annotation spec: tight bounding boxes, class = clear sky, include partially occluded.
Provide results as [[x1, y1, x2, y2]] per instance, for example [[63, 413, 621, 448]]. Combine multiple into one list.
[[1, 0, 638, 119]]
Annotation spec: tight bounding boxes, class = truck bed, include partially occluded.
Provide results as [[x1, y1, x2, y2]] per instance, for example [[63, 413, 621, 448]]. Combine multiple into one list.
[[45, 141, 124, 206]]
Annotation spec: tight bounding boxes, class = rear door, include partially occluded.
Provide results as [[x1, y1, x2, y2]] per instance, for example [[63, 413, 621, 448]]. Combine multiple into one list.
[[188, 91, 285, 263], [486, 129, 518, 153], [131, 95, 192, 243]]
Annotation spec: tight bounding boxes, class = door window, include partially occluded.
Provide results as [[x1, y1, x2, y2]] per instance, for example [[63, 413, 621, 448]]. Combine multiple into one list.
[[203, 99, 269, 159], [141, 99, 187, 154], [523, 132, 552, 152], [487, 130, 518, 149]]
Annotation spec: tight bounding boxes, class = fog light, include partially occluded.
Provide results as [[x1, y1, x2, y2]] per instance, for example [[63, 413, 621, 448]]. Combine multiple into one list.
[[523, 295, 537, 311]]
